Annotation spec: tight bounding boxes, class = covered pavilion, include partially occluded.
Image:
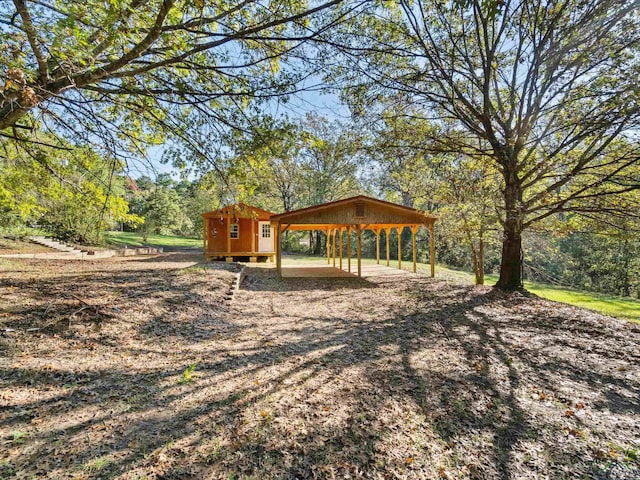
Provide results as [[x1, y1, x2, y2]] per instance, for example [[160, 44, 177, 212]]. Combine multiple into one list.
[[269, 195, 437, 278]]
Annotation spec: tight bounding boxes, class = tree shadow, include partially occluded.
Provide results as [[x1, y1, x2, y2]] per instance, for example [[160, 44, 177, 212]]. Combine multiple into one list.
[[1, 262, 638, 479]]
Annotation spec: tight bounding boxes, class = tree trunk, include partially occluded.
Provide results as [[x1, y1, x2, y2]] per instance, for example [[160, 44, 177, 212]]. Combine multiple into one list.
[[461, 214, 484, 286], [471, 245, 481, 285], [620, 236, 630, 297], [401, 191, 414, 208], [478, 237, 485, 285], [496, 225, 522, 289], [496, 178, 524, 289], [314, 231, 322, 255]]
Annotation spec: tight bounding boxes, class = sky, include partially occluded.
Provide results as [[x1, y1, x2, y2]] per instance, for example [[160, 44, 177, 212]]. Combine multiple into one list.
[[128, 78, 349, 180]]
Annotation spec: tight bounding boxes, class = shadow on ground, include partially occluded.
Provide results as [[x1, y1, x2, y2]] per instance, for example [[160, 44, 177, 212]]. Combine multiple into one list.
[[1, 260, 639, 479]]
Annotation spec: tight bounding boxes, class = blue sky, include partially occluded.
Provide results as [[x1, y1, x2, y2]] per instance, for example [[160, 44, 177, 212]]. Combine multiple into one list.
[[128, 84, 349, 180]]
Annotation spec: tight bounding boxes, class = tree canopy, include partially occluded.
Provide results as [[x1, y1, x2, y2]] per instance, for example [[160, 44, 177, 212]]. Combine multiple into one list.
[[0, 0, 360, 161], [330, 0, 640, 288]]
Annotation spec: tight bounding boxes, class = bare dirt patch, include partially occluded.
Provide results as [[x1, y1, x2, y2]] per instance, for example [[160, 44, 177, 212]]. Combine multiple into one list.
[[1, 259, 639, 479]]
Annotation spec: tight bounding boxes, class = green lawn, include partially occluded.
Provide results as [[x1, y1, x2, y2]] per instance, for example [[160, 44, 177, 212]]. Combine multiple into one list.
[[105, 231, 202, 248], [518, 281, 640, 323], [438, 266, 640, 323], [283, 253, 640, 322]]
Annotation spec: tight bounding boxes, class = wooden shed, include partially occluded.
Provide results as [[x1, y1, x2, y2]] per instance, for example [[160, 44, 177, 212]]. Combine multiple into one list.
[[202, 203, 275, 261], [270, 195, 437, 278]]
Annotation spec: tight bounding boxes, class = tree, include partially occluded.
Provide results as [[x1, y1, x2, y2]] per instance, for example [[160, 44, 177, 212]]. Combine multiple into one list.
[[333, 0, 640, 289], [362, 108, 501, 283], [361, 107, 442, 209], [0, 136, 140, 241], [128, 176, 185, 241], [229, 116, 305, 213], [436, 155, 501, 285], [299, 113, 362, 205], [0, 0, 358, 161], [298, 113, 362, 252]]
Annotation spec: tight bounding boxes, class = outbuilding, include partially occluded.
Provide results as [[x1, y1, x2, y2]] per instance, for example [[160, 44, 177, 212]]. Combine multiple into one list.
[[202, 203, 275, 261], [269, 195, 437, 278]]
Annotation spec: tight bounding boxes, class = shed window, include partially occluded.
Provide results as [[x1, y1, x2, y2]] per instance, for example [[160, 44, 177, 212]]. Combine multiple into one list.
[[261, 223, 271, 238], [230, 224, 239, 239], [355, 202, 365, 218]]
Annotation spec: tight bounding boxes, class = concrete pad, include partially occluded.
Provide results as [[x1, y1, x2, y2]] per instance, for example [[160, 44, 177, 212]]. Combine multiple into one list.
[[281, 266, 354, 278], [279, 262, 415, 279]]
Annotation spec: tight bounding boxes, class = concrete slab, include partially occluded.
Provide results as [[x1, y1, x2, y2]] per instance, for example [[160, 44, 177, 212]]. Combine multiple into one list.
[[279, 262, 415, 279], [281, 266, 354, 278]]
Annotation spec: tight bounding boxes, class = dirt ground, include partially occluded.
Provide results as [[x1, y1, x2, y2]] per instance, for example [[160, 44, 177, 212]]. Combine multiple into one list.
[[1, 254, 639, 479], [0, 238, 54, 255]]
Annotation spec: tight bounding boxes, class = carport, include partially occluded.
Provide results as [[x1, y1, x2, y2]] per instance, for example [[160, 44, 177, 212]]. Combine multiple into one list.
[[270, 195, 437, 278]]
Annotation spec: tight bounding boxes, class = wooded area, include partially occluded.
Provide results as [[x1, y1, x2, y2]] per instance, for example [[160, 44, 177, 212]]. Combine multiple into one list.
[[2, 0, 639, 294]]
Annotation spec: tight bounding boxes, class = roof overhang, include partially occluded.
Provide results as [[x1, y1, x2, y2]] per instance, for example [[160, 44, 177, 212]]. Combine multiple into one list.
[[269, 195, 437, 229], [202, 203, 275, 219]]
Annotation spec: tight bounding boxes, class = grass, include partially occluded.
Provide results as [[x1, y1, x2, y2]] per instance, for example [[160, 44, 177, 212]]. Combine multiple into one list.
[[105, 231, 201, 248], [282, 253, 640, 323], [519, 281, 640, 323], [437, 266, 640, 323]]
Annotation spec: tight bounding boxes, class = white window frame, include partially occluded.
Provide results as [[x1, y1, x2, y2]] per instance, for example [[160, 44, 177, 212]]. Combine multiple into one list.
[[261, 223, 271, 238], [230, 223, 239, 239]]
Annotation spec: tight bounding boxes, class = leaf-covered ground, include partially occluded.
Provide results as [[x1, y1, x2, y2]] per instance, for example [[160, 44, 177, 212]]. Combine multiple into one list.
[[0, 238, 53, 255], [1, 255, 639, 479]]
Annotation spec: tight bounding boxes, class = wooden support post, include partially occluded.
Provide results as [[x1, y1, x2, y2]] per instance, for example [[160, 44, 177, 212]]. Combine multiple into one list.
[[333, 229, 337, 268], [397, 226, 403, 270], [251, 218, 256, 254], [339, 228, 343, 270], [332, 229, 336, 265], [203, 218, 207, 254], [226, 214, 231, 254], [347, 226, 351, 273], [326, 229, 331, 264], [429, 225, 435, 278], [385, 228, 391, 266], [412, 226, 417, 273], [376, 229, 380, 264], [276, 222, 282, 278], [356, 226, 362, 277]]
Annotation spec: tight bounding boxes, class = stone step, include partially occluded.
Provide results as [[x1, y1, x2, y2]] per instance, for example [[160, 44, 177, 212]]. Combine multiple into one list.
[[29, 236, 82, 253]]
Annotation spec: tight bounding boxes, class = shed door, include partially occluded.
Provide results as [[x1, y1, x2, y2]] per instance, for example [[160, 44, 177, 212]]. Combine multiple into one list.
[[258, 221, 274, 252]]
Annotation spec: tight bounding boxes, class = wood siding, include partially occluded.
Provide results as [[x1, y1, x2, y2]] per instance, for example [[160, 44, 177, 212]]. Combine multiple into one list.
[[206, 218, 263, 254]]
